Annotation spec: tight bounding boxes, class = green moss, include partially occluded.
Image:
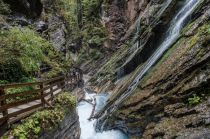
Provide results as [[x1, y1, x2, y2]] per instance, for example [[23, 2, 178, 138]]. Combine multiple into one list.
[[188, 94, 201, 106], [3, 92, 76, 139], [0, 27, 64, 82]]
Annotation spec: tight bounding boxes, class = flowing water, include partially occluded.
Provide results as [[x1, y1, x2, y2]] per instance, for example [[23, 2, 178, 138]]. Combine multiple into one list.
[[77, 91, 128, 139], [117, 0, 173, 79], [97, 0, 201, 130]]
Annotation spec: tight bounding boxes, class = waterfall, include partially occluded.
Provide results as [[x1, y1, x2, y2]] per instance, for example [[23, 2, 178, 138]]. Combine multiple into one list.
[[97, 0, 201, 131], [131, 0, 200, 84], [117, 0, 173, 79]]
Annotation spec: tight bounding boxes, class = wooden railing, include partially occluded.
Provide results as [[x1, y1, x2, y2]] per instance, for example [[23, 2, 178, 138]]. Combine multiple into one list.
[[0, 68, 82, 128]]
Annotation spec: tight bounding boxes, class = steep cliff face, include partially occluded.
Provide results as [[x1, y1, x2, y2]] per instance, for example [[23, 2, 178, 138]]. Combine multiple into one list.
[[89, 0, 177, 92], [91, 0, 210, 138]]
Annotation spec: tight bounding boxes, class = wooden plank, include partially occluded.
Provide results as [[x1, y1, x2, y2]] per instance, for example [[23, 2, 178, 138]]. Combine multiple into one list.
[[0, 84, 64, 112], [0, 82, 42, 89], [51, 85, 62, 93], [43, 76, 64, 84], [9, 103, 42, 118], [0, 88, 8, 127], [0, 103, 42, 121], [40, 83, 44, 107], [0, 89, 42, 101], [0, 95, 43, 112], [9, 106, 44, 125], [43, 80, 62, 91]]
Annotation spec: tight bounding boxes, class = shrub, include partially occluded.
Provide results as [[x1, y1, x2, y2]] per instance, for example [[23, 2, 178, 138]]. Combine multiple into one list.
[[0, 27, 63, 82], [188, 94, 201, 106], [82, 0, 103, 22], [54, 92, 76, 108]]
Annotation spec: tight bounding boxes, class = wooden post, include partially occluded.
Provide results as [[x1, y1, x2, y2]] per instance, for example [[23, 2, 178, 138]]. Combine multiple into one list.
[[40, 83, 45, 107], [0, 87, 8, 127], [50, 86, 53, 101]]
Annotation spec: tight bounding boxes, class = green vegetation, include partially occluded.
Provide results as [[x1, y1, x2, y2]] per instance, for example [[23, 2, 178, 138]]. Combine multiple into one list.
[[54, 0, 81, 42], [82, 0, 103, 21], [0, 27, 65, 82], [54, 92, 76, 107], [54, 0, 107, 63], [5, 78, 37, 103], [188, 94, 201, 106], [0, 0, 11, 14], [3, 92, 76, 139], [82, 0, 107, 47]]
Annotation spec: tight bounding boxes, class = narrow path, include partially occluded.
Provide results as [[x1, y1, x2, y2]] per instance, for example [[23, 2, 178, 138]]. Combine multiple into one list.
[[0, 84, 61, 124]]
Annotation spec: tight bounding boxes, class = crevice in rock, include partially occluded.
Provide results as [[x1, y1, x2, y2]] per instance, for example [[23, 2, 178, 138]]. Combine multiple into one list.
[[3, 0, 43, 18]]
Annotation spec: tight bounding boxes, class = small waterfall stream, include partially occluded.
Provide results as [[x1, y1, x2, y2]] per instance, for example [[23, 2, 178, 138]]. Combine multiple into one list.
[[77, 91, 128, 139], [97, 0, 201, 131]]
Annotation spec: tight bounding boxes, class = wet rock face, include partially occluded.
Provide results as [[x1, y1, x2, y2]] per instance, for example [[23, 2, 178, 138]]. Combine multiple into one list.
[[48, 15, 67, 52], [102, 0, 128, 45], [99, 2, 210, 138]]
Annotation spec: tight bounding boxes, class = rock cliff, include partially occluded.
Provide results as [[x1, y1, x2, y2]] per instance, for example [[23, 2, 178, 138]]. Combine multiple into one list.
[[91, 0, 210, 138]]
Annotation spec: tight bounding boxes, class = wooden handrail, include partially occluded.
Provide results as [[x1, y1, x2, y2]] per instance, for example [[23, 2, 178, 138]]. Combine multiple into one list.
[[0, 82, 42, 89], [0, 69, 83, 129]]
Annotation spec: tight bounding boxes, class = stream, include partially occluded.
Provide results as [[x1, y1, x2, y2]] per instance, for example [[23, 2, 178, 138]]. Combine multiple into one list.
[[77, 91, 128, 139]]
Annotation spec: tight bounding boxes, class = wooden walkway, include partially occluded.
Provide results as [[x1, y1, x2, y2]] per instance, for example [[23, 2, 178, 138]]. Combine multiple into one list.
[[0, 68, 83, 130]]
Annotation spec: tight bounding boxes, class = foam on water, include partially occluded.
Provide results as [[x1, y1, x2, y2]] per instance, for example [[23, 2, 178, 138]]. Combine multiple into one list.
[[77, 93, 128, 139]]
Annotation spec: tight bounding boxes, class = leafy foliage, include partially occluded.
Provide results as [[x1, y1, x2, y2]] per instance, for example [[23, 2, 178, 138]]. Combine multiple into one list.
[[188, 94, 201, 106], [83, 24, 108, 47], [54, 0, 81, 42], [54, 92, 76, 107], [82, 0, 103, 22], [0, 27, 63, 82], [54, 0, 107, 58]]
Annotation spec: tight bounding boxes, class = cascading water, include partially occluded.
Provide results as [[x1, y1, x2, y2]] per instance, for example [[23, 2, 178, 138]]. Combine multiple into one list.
[[131, 16, 141, 49], [97, 0, 201, 130], [77, 91, 128, 139], [117, 0, 173, 79]]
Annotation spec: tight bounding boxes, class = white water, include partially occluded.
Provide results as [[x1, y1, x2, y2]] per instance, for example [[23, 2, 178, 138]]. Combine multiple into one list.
[[97, 0, 201, 129], [77, 92, 128, 139]]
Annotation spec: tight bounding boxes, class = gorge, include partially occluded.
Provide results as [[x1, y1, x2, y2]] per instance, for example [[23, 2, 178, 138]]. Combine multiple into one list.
[[0, 0, 210, 139]]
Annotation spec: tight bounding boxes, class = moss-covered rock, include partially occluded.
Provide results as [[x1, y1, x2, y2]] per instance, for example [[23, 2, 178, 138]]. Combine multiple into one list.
[[0, 27, 65, 82]]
